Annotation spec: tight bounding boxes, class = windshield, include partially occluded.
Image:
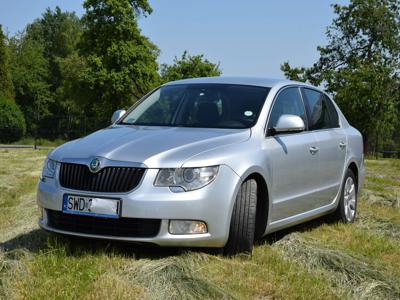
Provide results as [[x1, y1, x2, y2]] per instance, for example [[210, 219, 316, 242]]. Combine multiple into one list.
[[119, 84, 270, 129]]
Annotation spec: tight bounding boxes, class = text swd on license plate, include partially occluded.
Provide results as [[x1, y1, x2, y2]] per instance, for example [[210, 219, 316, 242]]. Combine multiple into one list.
[[62, 194, 121, 218]]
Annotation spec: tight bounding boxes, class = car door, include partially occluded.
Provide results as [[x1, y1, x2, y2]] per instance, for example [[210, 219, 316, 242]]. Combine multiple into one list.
[[264, 87, 321, 222], [301, 88, 347, 206]]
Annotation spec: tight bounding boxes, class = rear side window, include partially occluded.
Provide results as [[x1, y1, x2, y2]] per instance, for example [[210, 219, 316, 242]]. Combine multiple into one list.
[[324, 94, 339, 128], [268, 87, 307, 129], [302, 88, 339, 130]]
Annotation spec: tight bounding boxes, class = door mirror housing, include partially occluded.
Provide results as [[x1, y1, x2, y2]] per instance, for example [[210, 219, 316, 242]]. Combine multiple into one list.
[[272, 114, 305, 134], [111, 109, 126, 124]]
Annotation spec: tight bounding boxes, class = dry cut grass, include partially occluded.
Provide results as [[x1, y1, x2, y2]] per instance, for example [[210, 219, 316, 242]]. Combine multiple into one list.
[[0, 149, 399, 299]]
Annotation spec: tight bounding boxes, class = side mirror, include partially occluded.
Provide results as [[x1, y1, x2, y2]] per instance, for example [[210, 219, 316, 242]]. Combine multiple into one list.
[[111, 109, 126, 124], [273, 114, 305, 134]]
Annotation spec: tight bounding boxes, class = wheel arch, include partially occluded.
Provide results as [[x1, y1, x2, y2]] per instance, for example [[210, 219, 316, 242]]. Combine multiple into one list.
[[347, 161, 359, 191]]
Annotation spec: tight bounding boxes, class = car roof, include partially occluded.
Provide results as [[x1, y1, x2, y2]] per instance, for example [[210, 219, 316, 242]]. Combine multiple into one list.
[[163, 76, 301, 88]]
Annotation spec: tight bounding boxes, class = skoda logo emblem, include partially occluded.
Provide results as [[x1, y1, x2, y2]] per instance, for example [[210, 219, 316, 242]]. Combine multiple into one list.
[[89, 158, 101, 173]]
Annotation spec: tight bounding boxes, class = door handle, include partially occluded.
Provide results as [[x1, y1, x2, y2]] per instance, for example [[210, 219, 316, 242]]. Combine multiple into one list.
[[339, 141, 347, 149], [309, 146, 319, 155]]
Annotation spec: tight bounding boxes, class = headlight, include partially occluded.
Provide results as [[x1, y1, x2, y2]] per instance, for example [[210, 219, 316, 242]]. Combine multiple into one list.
[[154, 166, 219, 191], [41, 158, 58, 179]]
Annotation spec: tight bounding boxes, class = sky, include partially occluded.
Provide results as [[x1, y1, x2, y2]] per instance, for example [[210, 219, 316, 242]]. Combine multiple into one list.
[[0, 0, 349, 79]]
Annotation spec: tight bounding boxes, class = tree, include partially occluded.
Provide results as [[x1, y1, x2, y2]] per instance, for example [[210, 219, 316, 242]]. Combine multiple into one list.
[[8, 34, 52, 135], [25, 7, 83, 121], [78, 0, 160, 123], [281, 0, 400, 152], [26, 7, 82, 90], [8, 7, 86, 139], [0, 95, 26, 142], [331, 63, 398, 151], [160, 51, 222, 83], [0, 25, 14, 99]]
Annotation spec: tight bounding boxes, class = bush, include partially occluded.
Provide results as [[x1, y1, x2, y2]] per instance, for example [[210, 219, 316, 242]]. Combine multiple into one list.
[[0, 95, 26, 143]]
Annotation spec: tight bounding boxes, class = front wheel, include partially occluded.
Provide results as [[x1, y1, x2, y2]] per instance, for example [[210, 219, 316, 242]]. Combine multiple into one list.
[[332, 169, 357, 223], [224, 179, 257, 255]]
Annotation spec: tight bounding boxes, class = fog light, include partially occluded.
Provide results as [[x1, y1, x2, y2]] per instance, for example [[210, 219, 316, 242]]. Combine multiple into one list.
[[169, 220, 208, 234]]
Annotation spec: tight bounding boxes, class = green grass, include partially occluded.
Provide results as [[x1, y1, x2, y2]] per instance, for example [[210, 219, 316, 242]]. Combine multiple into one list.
[[7, 137, 67, 147], [0, 151, 399, 299]]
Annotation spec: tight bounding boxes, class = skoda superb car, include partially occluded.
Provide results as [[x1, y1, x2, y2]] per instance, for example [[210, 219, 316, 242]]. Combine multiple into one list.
[[37, 77, 364, 254]]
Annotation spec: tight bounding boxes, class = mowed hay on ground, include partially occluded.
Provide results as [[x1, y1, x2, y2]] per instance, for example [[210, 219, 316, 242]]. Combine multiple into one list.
[[0, 149, 399, 299]]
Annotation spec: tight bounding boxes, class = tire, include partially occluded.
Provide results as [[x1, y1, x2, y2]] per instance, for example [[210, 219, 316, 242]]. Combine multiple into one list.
[[224, 179, 257, 255], [332, 168, 357, 223]]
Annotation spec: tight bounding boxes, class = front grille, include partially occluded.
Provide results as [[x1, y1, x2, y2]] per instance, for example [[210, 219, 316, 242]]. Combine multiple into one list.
[[59, 163, 145, 193], [47, 210, 161, 238]]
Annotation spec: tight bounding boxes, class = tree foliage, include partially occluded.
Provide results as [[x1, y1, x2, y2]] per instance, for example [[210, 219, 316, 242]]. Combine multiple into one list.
[[0, 25, 14, 99], [2, 2, 223, 141], [8, 7, 84, 136], [27, 7, 82, 86], [9, 34, 52, 133], [160, 51, 222, 83], [26, 8, 83, 119], [281, 0, 400, 150], [331, 63, 398, 146], [0, 95, 26, 142], [78, 0, 160, 123]]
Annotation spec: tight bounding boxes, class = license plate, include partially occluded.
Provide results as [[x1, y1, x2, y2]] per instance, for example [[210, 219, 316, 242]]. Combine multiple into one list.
[[62, 194, 121, 218]]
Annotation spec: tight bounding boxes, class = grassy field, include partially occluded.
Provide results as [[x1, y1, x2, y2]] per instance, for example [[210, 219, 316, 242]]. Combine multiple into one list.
[[7, 137, 67, 147], [0, 149, 399, 299]]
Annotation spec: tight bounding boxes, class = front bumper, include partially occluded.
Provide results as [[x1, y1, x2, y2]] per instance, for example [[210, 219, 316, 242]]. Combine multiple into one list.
[[37, 165, 241, 247]]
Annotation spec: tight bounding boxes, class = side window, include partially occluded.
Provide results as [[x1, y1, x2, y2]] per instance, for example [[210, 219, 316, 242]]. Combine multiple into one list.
[[268, 87, 307, 130], [302, 88, 338, 130], [324, 94, 339, 128]]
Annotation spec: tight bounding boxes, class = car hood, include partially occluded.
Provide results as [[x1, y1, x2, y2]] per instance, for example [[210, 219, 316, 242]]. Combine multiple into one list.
[[50, 125, 251, 168]]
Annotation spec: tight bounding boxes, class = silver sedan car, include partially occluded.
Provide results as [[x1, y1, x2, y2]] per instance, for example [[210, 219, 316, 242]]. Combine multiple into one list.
[[37, 77, 365, 254]]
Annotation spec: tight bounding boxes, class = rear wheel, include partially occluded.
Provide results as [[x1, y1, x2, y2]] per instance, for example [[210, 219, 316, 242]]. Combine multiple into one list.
[[333, 169, 357, 223], [224, 179, 257, 255]]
